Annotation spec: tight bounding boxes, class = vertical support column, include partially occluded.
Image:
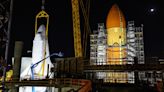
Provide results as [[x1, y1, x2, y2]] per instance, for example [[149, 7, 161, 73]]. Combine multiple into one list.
[[134, 57, 139, 84], [134, 70, 139, 85], [12, 41, 23, 92], [162, 71, 164, 92], [58, 88, 61, 92], [153, 71, 156, 85]]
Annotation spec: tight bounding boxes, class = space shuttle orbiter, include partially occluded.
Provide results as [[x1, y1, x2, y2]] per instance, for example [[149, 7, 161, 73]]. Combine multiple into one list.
[[19, 24, 54, 92]]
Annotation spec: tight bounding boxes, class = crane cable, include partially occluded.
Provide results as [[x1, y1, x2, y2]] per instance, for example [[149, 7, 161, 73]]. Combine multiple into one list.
[[79, 0, 91, 57]]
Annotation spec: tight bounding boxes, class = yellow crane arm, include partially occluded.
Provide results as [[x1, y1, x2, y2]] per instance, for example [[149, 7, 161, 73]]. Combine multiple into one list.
[[71, 0, 83, 57]]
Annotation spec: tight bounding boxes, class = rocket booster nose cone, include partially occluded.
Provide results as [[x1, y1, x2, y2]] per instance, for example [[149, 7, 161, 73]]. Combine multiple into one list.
[[37, 24, 46, 33]]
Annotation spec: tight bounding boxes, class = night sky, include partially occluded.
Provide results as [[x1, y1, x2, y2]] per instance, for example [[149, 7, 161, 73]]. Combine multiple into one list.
[[10, 0, 164, 58]]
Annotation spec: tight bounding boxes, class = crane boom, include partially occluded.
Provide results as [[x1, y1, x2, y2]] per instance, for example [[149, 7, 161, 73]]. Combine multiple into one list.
[[71, 0, 83, 57]]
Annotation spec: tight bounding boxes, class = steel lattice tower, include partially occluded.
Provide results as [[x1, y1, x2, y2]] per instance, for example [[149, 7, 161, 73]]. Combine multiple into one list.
[[0, 0, 9, 57]]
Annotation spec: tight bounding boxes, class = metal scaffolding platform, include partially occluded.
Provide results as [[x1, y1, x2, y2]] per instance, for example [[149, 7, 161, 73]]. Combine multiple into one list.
[[84, 64, 164, 72], [4, 78, 92, 92]]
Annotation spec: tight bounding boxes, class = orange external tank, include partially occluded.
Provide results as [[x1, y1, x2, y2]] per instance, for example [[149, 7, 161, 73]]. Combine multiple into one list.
[[106, 4, 127, 64]]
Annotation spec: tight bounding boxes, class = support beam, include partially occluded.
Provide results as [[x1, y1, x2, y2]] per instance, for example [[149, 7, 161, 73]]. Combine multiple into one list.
[[12, 41, 23, 92]]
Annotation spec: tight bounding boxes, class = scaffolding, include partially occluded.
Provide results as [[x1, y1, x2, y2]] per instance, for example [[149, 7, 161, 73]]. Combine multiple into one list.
[[0, 0, 9, 57], [89, 21, 146, 84], [97, 23, 106, 65], [127, 21, 136, 64], [90, 30, 98, 65], [135, 24, 145, 64], [127, 21, 145, 64]]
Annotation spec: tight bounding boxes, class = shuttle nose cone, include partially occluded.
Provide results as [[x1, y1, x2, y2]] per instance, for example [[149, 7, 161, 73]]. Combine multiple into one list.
[[34, 24, 46, 40], [37, 24, 46, 33]]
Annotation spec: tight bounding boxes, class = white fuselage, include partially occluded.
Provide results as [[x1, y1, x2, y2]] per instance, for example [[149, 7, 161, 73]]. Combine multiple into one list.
[[19, 25, 54, 92]]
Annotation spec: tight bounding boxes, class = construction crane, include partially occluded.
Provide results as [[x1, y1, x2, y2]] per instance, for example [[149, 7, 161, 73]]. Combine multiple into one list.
[[0, 0, 14, 90], [71, 0, 91, 58], [71, 0, 82, 57], [0, 0, 9, 58]]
